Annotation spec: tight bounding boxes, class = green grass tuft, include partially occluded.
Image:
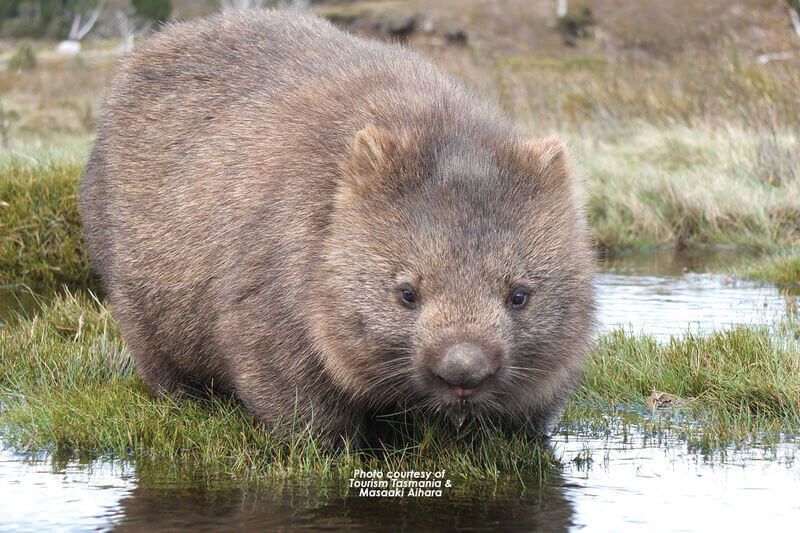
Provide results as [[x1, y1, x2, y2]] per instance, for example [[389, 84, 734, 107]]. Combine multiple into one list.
[[582, 326, 800, 420], [7, 42, 36, 71]]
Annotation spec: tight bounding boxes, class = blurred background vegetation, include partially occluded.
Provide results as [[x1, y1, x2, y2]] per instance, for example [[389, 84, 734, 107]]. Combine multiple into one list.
[[2, 0, 798, 153], [0, 0, 172, 39]]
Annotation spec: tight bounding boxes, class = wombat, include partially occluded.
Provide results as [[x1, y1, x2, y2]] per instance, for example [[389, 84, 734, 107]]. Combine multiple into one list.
[[80, 10, 596, 443]]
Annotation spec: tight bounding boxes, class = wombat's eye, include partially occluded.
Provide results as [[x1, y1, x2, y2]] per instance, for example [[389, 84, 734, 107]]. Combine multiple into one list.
[[397, 285, 419, 309], [509, 288, 529, 309]]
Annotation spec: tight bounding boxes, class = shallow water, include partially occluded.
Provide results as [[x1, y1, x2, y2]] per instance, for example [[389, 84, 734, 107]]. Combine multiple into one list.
[[1, 250, 799, 530], [558, 426, 800, 531], [0, 286, 41, 328], [0, 450, 135, 531], [597, 251, 795, 339]]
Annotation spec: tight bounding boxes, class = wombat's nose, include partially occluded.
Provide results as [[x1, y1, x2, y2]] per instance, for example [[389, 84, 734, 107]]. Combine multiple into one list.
[[437, 342, 493, 391]]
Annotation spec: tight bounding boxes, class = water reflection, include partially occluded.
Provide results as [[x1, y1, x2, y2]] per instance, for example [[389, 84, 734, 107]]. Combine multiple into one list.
[[0, 448, 576, 531], [0, 449, 135, 531], [0, 285, 42, 327], [111, 474, 575, 531], [554, 429, 800, 531]]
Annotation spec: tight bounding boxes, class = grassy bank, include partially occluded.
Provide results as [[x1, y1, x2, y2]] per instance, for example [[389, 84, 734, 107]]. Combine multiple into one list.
[[1, 292, 797, 481], [576, 324, 800, 447], [575, 125, 800, 251]]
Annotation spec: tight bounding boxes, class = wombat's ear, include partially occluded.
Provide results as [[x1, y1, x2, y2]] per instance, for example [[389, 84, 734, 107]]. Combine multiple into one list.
[[523, 136, 570, 185], [348, 125, 394, 174], [521, 136, 586, 207], [340, 125, 408, 197]]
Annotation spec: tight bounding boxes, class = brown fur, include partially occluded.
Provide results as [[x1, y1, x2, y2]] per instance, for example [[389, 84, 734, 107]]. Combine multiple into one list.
[[80, 10, 596, 442]]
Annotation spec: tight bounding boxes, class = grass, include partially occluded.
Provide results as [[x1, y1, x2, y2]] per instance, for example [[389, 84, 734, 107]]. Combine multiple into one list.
[[1, 292, 797, 481], [575, 125, 800, 251], [585, 327, 800, 415], [7, 42, 36, 71], [737, 253, 800, 286], [0, 152, 94, 289], [576, 324, 800, 447]]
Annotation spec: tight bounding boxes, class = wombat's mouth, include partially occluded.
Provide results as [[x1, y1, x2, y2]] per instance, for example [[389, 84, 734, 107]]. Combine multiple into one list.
[[437, 382, 497, 429], [443, 403, 470, 429]]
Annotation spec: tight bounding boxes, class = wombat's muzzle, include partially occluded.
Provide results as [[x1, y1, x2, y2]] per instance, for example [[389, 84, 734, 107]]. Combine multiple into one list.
[[435, 342, 494, 397]]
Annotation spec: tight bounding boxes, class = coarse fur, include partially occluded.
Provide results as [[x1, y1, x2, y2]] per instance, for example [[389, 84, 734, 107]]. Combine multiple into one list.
[[80, 10, 596, 443]]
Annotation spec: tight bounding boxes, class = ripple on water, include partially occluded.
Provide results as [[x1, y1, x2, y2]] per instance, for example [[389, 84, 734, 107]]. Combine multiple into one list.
[[0, 449, 135, 531], [553, 428, 800, 531]]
